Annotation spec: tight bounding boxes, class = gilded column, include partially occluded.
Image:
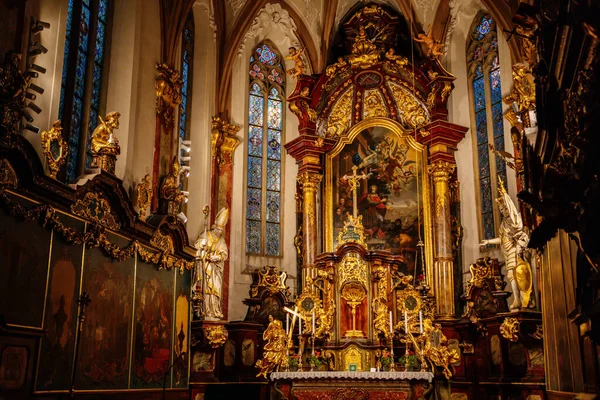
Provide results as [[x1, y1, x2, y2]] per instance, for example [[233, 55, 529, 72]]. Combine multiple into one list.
[[297, 171, 322, 293], [428, 161, 456, 319]]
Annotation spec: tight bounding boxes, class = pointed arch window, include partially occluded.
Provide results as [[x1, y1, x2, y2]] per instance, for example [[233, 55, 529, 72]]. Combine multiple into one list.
[[246, 42, 285, 257], [59, 0, 112, 183], [467, 14, 508, 240]]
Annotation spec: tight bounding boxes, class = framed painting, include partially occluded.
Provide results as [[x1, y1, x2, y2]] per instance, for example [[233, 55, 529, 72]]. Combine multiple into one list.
[[172, 269, 190, 388], [35, 212, 85, 392], [75, 232, 134, 390], [0, 193, 51, 329], [325, 118, 433, 274], [131, 254, 174, 388]]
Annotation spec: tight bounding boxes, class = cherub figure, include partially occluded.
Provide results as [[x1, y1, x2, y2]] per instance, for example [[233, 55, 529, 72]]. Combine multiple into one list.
[[385, 48, 408, 67], [285, 46, 306, 78], [414, 25, 445, 58]]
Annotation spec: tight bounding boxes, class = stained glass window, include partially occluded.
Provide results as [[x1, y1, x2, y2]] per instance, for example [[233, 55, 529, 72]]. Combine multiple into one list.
[[246, 42, 285, 256], [467, 14, 507, 240], [59, 0, 111, 183], [178, 12, 194, 217]]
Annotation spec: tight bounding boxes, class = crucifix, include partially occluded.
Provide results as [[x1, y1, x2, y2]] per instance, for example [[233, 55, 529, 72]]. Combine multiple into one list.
[[342, 165, 370, 218]]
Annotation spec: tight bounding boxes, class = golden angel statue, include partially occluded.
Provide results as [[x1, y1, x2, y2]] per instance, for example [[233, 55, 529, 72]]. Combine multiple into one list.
[[285, 46, 306, 78], [91, 111, 121, 156], [480, 177, 534, 310], [503, 63, 536, 112], [194, 207, 229, 320], [255, 315, 288, 378], [384, 48, 408, 67], [414, 26, 445, 58]]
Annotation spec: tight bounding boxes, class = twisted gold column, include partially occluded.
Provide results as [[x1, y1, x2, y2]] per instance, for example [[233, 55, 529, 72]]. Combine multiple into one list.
[[428, 161, 456, 319], [297, 171, 322, 293]]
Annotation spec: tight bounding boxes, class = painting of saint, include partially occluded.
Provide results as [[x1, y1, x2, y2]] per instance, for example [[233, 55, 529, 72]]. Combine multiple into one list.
[[35, 215, 84, 391], [76, 233, 134, 389], [131, 258, 174, 388], [333, 126, 424, 272]]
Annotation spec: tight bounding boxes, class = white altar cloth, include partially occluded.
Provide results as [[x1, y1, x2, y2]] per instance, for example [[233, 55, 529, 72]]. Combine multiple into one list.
[[270, 371, 434, 382]]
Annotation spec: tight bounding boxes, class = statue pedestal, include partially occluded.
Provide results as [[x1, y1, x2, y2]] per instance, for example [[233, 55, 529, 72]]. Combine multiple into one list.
[[92, 152, 117, 174], [190, 320, 228, 383]]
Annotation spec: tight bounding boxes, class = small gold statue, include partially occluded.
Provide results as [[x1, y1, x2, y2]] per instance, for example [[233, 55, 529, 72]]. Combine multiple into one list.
[[414, 26, 445, 58], [422, 319, 460, 379], [325, 57, 349, 77], [91, 111, 121, 156], [503, 63, 536, 112], [160, 156, 186, 216], [136, 174, 152, 221], [255, 315, 288, 378], [285, 47, 306, 78]]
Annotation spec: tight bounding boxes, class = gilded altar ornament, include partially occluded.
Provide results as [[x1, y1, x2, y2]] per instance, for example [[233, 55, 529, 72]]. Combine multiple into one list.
[[0, 159, 18, 188], [136, 174, 152, 221], [326, 86, 354, 138], [414, 26, 445, 59], [160, 157, 186, 216], [530, 324, 543, 340], [41, 120, 67, 179], [285, 47, 306, 78], [90, 111, 121, 174], [341, 282, 367, 338], [338, 252, 368, 288], [503, 63, 536, 128], [150, 230, 174, 255], [204, 325, 228, 348], [500, 317, 520, 342], [0, 51, 26, 135], [194, 207, 229, 321], [386, 80, 430, 129], [363, 89, 387, 119], [468, 257, 494, 288], [71, 192, 120, 230], [257, 266, 291, 297], [384, 48, 408, 67], [348, 24, 382, 69], [480, 177, 534, 310], [326, 56, 350, 77], [255, 315, 288, 378], [421, 319, 460, 379], [155, 63, 183, 131], [211, 116, 241, 165]]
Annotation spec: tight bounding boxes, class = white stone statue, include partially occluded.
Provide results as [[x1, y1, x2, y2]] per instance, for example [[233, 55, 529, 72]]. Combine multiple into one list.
[[194, 207, 229, 320], [480, 178, 534, 310]]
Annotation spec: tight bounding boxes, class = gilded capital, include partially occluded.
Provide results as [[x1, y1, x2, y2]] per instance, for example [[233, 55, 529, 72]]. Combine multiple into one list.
[[428, 161, 455, 182], [211, 116, 241, 164], [297, 171, 323, 191], [156, 63, 183, 131]]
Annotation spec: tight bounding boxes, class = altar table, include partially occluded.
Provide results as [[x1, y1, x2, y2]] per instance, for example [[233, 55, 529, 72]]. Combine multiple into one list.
[[269, 371, 434, 400]]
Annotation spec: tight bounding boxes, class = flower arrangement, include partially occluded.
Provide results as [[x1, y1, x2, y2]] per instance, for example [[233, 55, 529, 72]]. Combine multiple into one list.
[[380, 348, 394, 370], [399, 349, 420, 370], [307, 350, 327, 369], [288, 354, 299, 368]]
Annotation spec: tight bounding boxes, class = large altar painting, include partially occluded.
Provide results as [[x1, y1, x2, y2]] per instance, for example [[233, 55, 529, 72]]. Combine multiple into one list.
[[330, 124, 427, 270]]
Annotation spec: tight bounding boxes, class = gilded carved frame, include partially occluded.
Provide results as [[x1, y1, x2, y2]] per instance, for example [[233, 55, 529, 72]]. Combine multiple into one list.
[[324, 117, 434, 279]]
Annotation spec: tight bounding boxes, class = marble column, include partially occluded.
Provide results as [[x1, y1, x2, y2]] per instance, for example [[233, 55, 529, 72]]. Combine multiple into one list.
[[428, 160, 456, 319], [297, 170, 322, 293]]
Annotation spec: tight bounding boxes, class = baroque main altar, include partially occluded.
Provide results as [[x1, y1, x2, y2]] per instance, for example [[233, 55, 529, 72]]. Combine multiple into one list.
[[259, 5, 466, 400]]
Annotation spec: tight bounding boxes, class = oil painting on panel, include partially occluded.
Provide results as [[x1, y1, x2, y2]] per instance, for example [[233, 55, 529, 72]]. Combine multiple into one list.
[[0, 194, 51, 328], [173, 269, 190, 388], [75, 233, 134, 390], [333, 126, 423, 271], [35, 213, 84, 391], [131, 256, 174, 388]]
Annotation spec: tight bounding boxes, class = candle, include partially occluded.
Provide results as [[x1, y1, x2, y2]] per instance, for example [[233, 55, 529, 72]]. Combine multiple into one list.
[[389, 311, 393, 334], [312, 310, 316, 335], [419, 311, 423, 333], [286, 313, 290, 335], [404, 311, 408, 332]]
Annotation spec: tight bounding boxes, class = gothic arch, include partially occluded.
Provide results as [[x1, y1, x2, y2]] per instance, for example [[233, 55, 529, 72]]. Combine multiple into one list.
[[216, 0, 319, 116]]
